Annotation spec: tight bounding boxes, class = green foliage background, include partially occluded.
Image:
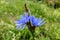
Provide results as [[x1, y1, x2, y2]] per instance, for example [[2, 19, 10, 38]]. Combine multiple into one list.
[[0, 0, 60, 40]]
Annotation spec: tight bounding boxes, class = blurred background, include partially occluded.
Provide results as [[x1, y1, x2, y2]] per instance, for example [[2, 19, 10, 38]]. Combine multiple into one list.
[[0, 0, 60, 40]]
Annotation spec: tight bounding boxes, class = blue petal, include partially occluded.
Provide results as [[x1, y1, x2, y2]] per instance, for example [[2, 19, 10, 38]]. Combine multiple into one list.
[[16, 23, 22, 30], [20, 15, 24, 19], [36, 20, 46, 26], [22, 24, 26, 30], [24, 13, 29, 23], [20, 13, 29, 23], [21, 16, 29, 23], [34, 18, 42, 26], [24, 18, 29, 23], [33, 18, 40, 25], [24, 12, 28, 17], [30, 16, 42, 26], [20, 13, 28, 20], [15, 13, 29, 30], [39, 21, 46, 26], [15, 20, 22, 24], [29, 15, 35, 24]]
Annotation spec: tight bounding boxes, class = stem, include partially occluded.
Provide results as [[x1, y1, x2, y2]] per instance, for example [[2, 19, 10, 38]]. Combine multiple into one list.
[[24, 3, 35, 40], [32, 32, 34, 40]]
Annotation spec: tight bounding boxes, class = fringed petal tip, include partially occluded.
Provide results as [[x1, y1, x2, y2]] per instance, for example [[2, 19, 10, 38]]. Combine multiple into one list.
[[16, 23, 22, 30], [36, 20, 46, 26], [22, 24, 26, 30], [15, 20, 22, 24]]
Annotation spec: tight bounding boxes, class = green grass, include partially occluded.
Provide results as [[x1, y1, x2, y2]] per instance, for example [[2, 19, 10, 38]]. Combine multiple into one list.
[[0, 0, 60, 40]]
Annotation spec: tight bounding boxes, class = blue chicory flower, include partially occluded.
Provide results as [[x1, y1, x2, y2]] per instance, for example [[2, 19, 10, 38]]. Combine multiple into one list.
[[15, 13, 29, 30], [15, 13, 46, 30], [29, 15, 46, 26]]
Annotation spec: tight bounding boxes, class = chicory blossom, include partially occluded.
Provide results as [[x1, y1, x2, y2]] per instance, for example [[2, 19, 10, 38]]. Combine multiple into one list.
[[29, 15, 46, 27], [15, 13, 29, 30], [15, 13, 46, 30]]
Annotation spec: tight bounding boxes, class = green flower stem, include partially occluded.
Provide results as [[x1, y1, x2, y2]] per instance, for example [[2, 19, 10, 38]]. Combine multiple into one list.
[[32, 32, 35, 40]]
